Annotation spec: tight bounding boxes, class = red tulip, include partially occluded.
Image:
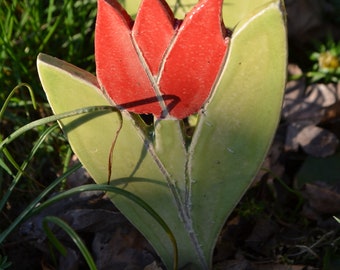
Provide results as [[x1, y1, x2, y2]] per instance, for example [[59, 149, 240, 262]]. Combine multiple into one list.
[[95, 0, 230, 119]]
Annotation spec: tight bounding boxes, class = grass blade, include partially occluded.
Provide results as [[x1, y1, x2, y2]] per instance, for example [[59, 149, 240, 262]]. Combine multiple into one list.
[[0, 106, 117, 151], [43, 216, 97, 270], [31, 184, 178, 270], [0, 162, 82, 244]]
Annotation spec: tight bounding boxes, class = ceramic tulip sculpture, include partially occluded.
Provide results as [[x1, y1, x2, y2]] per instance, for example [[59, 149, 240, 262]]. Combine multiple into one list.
[[95, 0, 230, 119], [37, 0, 287, 269]]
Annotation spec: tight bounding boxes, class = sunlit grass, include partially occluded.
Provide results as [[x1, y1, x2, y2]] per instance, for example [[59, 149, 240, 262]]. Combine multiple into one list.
[[0, 0, 97, 244], [0, 0, 97, 101]]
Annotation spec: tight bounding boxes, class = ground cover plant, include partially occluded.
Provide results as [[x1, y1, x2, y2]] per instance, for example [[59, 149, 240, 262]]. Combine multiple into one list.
[[1, 0, 340, 269]]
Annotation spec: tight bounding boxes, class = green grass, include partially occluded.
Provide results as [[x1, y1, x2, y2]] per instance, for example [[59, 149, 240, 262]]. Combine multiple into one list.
[[0, 0, 99, 257], [0, 0, 97, 244], [0, 0, 98, 177], [0, 0, 97, 101]]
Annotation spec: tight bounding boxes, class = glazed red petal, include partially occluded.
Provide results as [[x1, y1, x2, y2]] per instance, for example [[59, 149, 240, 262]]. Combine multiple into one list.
[[159, 0, 229, 119], [132, 0, 176, 76], [95, 0, 229, 119], [95, 0, 163, 116]]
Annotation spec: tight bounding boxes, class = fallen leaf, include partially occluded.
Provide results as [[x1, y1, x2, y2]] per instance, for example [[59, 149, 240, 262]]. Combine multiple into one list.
[[295, 125, 338, 157], [283, 66, 339, 157], [302, 183, 340, 214]]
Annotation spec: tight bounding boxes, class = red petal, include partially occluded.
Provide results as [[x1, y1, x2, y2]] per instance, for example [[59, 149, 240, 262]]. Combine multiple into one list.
[[132, 0, 176, 76], [95, 0, 163, 116], [159, 0, 229, 119]]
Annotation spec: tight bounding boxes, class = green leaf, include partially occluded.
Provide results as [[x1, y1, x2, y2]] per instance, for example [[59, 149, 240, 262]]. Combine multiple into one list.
[[222, 0, 281, 29], [296, 152, 340, 188], [122, 0, 283, 28], [154, 120, 187, 203], [189, 0, 287, 264], [37, 54, 201, 269]]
